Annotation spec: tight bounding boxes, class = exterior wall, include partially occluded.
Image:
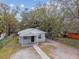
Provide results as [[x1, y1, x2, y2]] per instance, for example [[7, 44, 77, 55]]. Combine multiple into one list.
[[19, 36, 23, 44], [34, 36, 37, 43], [19, 33, 46, 46], [23, 37, 31, 44], [36, 33, 45, 42], [19, 36, 31, 45]]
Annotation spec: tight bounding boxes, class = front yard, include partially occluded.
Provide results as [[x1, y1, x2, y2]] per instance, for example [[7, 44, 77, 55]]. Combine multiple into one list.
[[56, 37, 79, 48], [0, 35, 22, 59], [39, 40, 79, 59], [0, 35, 42, 59], [39, 42, 56, 59], [0, 35, 79, 59]]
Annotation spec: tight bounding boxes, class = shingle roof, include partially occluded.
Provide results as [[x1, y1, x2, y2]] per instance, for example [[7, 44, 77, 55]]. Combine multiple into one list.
[[18, 28, 46, 36]]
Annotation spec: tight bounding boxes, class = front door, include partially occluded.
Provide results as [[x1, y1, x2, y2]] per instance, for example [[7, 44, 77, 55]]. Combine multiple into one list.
[[31, 36, 34, 42]]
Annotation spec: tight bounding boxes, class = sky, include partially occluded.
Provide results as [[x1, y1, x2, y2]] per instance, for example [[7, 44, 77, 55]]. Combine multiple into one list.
[[0, 0, 48, 9], [0, 0, 48, 22]]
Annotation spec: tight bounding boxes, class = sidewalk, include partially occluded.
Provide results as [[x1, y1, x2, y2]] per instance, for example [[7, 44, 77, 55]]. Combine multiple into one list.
[[33, 45, 50, 59]]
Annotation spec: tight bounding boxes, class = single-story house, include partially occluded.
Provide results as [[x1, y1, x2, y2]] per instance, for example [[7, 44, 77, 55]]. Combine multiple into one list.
[[0, 33, 6, 40], [18, 28, 46, 46]]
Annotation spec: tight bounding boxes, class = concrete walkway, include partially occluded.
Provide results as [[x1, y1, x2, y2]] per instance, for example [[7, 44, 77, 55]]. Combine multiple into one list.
[[33, 45, 50, 59]]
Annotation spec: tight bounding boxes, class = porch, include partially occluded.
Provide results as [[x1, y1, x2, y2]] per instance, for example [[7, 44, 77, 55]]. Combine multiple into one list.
[[19, 36, 38, 46]]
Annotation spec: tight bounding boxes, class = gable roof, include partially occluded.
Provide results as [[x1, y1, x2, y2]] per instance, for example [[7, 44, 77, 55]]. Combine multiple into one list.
[[18, 28, 46, 36]]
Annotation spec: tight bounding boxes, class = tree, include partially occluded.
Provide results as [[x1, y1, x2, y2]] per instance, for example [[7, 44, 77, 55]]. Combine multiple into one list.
[[0, 3, 18, 35], [20, 3, 64, 38], [0, 16, 5, 33], [19, 0, 79, 38]]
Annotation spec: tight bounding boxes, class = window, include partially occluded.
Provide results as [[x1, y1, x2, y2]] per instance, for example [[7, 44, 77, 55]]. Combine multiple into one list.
[[23, 36, 27, 39], [38, 34, 41, 39]]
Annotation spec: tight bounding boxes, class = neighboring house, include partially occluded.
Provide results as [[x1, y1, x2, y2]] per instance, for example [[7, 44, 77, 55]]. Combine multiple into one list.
[[0, 33, 6, 40], [18, 28, 46, 46]]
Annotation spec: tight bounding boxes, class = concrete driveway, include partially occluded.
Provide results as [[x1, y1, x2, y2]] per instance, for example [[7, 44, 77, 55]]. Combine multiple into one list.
[[46, 39, 79, 59], [10, 47, 41, 59]]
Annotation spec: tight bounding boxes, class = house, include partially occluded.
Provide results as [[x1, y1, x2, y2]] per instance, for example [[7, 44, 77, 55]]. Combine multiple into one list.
[[18, 28, 46, 46], [0, 33, 6, 40]]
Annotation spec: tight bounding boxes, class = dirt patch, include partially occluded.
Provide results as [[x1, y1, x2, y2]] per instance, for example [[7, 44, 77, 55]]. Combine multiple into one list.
[[39, 42, 56, 59]]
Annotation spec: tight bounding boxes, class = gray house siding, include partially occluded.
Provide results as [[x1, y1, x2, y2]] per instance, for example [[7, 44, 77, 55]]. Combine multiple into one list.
[[35, 33, 45, 42], [19, 36, 23, 44], [23, 37, 31, 44], [19, 33, 45, 45], [19, 36, 31, 45]]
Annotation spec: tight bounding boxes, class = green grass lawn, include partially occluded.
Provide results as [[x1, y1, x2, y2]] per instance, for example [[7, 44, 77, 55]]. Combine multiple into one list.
[[56, 37, 79, 48], [0, 35, 22, 59]]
